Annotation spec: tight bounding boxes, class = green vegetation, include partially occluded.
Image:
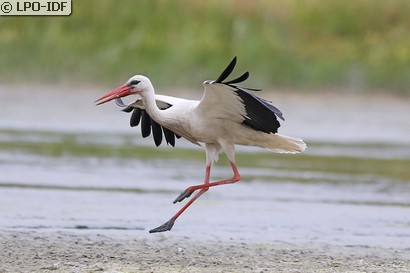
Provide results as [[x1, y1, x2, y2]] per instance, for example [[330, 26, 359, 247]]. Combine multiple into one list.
[[1, 129, 410, 182], [1, 0, 409, 94]]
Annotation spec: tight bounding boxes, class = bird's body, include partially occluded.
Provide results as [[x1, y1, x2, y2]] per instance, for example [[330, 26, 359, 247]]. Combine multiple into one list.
[[96, 57, 306, 233], [156, 95, 303, 154], [119, 79, 304, 156]]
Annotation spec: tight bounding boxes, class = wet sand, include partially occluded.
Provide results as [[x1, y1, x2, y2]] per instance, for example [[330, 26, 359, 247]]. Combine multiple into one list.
[[1, 229, 409, 273]]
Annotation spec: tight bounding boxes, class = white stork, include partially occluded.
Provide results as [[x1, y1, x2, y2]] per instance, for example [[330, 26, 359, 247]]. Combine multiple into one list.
[[95, 57, 306, 233]]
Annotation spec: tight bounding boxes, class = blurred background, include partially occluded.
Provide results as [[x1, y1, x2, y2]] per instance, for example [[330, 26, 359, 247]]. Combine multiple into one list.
[[1, 0, 410, 93], [0, 0, 409, 249]]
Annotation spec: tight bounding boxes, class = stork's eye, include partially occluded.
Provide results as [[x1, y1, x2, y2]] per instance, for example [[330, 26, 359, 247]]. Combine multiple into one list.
[[129, 80, 140, 86]]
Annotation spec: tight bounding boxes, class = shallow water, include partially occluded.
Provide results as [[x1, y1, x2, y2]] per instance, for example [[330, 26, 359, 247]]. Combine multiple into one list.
[[0, 86, 409, 257]]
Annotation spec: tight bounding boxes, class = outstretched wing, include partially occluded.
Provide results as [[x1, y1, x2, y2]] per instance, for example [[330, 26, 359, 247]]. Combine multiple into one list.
[[197, 57, 284, 134], [116, 95, 181, 147]]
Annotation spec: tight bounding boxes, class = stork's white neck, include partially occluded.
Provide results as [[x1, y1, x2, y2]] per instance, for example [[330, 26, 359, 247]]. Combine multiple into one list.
[[139, 85, 166, 124]]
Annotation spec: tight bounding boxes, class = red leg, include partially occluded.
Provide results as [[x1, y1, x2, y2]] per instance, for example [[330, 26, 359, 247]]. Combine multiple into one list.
[[149, 188, 208, 233], [174, 161, 240, 203], [149, 162, 240, 233], [173, 164, 211, 203]]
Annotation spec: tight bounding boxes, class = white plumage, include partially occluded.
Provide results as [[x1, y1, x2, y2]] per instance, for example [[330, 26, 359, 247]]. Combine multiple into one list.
[[96, 57, 306, 233]]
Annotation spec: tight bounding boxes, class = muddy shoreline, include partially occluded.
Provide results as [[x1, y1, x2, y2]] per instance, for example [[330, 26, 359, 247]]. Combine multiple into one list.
[[1, 229, 409, 273]]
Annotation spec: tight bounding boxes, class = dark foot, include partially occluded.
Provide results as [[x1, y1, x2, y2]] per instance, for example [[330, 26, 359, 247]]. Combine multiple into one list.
[[149, 217, 176, 233], [173, 189, 193, 203]]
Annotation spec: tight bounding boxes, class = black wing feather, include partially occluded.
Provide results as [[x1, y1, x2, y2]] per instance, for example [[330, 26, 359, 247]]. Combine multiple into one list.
[[212, 57, 284, 133], [228, 84, 261, 92], [130, 108, 142, 127], [150, 117, 163, 147], [257, 97, 284, 121], [235, 89, 282, 134], [117, 99, 181, 147], [215, 56, 237, 83], [162, 127, 176, 147], [223, 71, 249, 85], [141, 111, 151, 137]]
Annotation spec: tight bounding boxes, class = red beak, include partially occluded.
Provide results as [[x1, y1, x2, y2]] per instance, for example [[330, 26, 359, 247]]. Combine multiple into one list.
[[95, 84, 132, 105]]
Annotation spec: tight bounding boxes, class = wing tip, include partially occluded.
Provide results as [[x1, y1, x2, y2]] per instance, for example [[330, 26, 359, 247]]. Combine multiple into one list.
[[213, 57, 261, 92], [214, 56, 238, 83]]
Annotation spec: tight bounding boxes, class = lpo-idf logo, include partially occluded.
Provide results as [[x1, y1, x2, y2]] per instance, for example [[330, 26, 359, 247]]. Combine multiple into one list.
[[1, 0, 71, 15]]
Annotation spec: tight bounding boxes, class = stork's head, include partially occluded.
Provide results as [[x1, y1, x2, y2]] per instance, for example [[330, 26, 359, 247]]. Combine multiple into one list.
[[95, 75, 152, 105]]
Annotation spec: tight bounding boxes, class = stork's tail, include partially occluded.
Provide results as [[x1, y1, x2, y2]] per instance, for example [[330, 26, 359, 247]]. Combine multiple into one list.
[[264, 134, 307, 154]]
